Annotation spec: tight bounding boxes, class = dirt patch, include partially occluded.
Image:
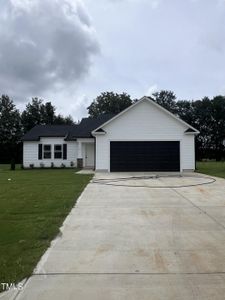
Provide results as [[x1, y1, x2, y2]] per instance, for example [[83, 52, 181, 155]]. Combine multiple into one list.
[[137, 249, 149, 257], [197, 187, 206, 193], [154, 250, 167, 271], [96, 244, 112, 255]]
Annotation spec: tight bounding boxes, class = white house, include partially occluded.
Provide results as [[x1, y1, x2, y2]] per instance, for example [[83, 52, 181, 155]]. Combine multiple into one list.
[[22, 97, 199, 172]]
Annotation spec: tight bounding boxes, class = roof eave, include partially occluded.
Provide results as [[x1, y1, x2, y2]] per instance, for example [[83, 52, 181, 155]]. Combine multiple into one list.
[[92, 131, 106, 136], [22, 138, 40, 142], [184, 131, 199, 135]]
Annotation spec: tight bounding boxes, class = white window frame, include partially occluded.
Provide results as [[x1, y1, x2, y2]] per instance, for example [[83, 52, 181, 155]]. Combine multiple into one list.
[[54, 144, 62, 159], [43, 144, 51, 159]]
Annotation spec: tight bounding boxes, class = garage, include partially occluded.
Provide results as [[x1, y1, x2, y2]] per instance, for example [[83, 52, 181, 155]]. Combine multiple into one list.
[[110, 141, 180, 172], [93, 97, 198, 172]]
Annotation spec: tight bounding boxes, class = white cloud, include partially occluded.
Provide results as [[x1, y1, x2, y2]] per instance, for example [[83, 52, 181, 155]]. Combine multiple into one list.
[[150, 0, 161, 9], [0, 0, 99, 101], [108, 0, 161, 8], [218, 0, 225, 5], [146, 84, 158, 96], [1, 0, 225, 120]]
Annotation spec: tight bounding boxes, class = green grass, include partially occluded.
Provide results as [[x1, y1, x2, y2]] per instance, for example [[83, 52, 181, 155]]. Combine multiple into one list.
[[196, 161, 225, 178], [0, 165, 92, 290]]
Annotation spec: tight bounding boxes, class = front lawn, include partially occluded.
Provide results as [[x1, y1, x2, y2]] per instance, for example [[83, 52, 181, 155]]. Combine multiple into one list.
[[196, 161, 225, 178], [0, 165, 92, 291]]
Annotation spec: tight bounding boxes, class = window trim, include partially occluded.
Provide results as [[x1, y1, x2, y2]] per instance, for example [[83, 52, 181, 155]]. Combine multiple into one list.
[[54, 144, 63, 159], [43, 144, 52, 159]]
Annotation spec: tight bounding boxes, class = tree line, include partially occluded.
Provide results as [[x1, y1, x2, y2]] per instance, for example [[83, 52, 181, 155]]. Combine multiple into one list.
[[0, 95, 74, 164], [1, 91, 225, 165]]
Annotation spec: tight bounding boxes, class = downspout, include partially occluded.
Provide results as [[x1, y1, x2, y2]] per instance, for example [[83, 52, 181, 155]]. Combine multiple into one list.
[[195, 135, 197, 171], [94, 136, 96, 171]]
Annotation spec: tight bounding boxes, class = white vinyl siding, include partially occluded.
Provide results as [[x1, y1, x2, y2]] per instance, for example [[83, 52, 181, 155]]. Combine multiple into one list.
[[95, 100, 196, 172], [182, 135, 195, 170], [23, 137, 78, 168]]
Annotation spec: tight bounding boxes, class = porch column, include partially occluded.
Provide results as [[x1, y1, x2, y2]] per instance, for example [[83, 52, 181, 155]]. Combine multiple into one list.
[[77, 141, 83, 169]]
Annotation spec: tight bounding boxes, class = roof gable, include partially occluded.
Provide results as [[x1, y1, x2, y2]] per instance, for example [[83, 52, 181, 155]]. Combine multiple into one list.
[[92, 97, 199, 135]]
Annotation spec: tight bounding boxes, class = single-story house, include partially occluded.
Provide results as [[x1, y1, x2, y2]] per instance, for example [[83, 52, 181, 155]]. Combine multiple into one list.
[[22, 97, 199, 172]]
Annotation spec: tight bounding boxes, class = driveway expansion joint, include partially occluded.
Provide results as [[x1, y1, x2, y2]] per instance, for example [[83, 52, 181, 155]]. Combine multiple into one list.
[[172, 188, 225, 231]]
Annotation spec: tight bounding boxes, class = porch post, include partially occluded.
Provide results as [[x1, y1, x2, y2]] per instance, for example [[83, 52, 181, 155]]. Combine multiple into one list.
[[77, 141, 83, 169]]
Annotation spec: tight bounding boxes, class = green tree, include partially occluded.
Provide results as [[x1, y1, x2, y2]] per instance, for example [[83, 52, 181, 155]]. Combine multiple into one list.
[[43, 101, 55, 124], [21, 98, 74, 132], [176, 100, 195, 125], [21, 98, 54, 132], [53, 114, 74, 125], [0, 95, 22, 168], [191, 97, 213, 159], [210, 96, 225, 160], [0, 95, 21, 144], [87, 92, 133, 118], [152, 90, 178, 114]]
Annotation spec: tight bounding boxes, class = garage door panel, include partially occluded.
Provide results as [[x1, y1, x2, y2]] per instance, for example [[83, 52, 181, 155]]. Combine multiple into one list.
[[110, 141, 180, 172]]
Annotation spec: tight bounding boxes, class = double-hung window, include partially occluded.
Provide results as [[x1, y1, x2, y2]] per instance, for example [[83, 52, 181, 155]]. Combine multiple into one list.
[[54, 145, 62, 159], [43, 145, 51, 159]]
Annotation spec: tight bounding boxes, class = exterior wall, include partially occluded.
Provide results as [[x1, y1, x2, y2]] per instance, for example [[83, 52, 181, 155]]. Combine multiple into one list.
[[95, 100, 195, 172], [23, 137, 78, 168], [181, 135, 195, 170]]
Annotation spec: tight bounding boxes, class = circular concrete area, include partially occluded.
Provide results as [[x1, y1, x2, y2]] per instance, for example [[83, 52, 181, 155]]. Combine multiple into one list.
[[92, 174, 216, 188]]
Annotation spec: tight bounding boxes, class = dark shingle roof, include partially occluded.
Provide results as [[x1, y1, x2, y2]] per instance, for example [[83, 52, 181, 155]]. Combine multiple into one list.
[[67, 114, 115, 139], [22, 114, 115, 141]]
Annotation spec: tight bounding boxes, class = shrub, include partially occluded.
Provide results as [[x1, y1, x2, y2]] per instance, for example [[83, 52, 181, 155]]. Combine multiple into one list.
[[61, 163, 66, 168], [29, 164, 34, 169], [40, 163, 45, 168], [51, 162, 54, 169], [70, 161, 74, 167], [10, 158, 15, 171]]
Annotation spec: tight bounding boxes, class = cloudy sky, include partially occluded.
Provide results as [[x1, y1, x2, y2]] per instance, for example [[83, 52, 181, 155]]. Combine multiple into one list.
[[0, 0, 225, 121]]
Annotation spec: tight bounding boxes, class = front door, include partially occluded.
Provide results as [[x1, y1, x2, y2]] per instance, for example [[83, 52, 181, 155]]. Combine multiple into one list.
[[85, 143, 94, 168]]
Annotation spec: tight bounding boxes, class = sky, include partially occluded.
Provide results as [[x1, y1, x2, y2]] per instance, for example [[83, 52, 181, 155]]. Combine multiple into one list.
[[0, 0, 225, 121]]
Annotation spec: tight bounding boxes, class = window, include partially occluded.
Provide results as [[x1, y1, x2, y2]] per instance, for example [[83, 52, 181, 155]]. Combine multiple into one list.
[[43, 145, 51, 159], [54, 145, 62, 159]]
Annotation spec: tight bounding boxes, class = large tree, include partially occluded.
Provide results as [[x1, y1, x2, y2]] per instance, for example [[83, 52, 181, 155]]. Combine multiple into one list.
[[21, 98, 54, 132], [210, 96, 225, 160], [21, 98, 74, 132], [0, 95, 22, 167], [0, 95, 21, 144], [175, 100, 194, 126], [54, 114, 74, 125], [177, 96, 225, 160], [152, 90, 178, 114], [87, 92, 133, 118], [191, 97, 214, 159]]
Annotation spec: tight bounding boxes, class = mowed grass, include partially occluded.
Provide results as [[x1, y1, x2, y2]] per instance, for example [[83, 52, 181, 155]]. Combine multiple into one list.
[[196, 161, 225, 178], [0, 165, 92, 290]]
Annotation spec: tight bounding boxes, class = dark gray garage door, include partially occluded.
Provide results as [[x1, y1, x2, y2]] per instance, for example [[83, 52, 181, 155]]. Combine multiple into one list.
[[110, 141, 180, 172]]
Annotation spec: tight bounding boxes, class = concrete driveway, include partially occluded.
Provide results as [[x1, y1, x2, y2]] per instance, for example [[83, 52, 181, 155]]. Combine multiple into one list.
[[10, 173, 225, 299]]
